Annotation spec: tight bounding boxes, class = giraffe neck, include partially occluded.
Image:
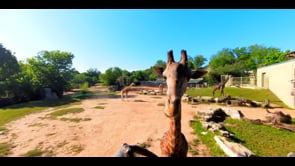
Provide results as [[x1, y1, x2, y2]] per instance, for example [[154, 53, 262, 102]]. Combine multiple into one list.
[[168, 104, 182, 137]]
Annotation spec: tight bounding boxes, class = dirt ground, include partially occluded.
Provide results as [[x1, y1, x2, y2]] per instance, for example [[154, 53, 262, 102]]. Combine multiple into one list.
[[1, 85, 295, 157]]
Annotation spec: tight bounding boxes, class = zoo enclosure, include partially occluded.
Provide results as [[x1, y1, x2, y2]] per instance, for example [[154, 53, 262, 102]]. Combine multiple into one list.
[[222, 75, 256, 88]]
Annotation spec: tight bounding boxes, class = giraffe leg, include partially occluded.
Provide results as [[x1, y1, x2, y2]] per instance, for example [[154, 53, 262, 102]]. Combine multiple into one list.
[[213, 88, 216, 97]]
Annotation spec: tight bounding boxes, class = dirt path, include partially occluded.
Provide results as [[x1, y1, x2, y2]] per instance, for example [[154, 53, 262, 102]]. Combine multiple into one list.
[[1, 86, 295, 157]]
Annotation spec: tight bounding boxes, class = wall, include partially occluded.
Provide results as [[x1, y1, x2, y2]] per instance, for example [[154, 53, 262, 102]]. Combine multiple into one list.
[[256, 59, 295, 108]]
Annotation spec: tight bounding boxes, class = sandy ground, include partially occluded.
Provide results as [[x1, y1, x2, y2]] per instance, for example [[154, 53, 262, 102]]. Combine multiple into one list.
[[1, 86, 295, 157]]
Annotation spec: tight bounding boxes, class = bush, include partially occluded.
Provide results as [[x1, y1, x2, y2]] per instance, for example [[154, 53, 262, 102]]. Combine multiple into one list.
[[80, 82, 89, 94]]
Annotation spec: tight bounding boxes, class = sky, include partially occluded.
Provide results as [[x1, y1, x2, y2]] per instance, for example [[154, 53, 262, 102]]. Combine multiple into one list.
[[1, 9, 295, 73]]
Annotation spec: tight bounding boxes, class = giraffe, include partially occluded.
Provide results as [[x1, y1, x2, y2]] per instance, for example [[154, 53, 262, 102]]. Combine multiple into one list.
[[121, 82, 135, 101], [154, 49, 208, 157], [212, 75, 230, 97]]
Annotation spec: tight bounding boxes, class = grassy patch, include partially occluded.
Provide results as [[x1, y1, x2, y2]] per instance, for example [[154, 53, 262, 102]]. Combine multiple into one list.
[[0, 107, 47, 127], [98, 103, 107, 105], [21, 149, 43, 157], [45, 133, 56, 137], [94, 106, 105, 109], [70, 144, 84, 154], [186, 87, 289, 108], [157, 103, 165, 107], [134, 99, 146, 102], [70, 91, 97, 99], [0, 96, 81, 127], [0, 127, 8, 134], [188, 139, 200, 156], [106, 91, 118, 95], [60, 117, 91, 123], [28, 123, 48, 127], [137, 137, 153, 149], [223, 118, 295, 157], [150, 96, 162, 99], [190, 117, 227, 157], [48, 108, 84, 117], [0, 143, 12, 157], [57, 140, 69, 148]]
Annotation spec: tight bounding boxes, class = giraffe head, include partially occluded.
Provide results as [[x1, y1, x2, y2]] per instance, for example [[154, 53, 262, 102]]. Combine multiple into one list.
[[154, 49, 207, 117]]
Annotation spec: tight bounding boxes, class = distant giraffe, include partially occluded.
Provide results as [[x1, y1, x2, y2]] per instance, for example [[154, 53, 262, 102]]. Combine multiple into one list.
[[121, 82, 135, 101], [212, 75, 230, 97]]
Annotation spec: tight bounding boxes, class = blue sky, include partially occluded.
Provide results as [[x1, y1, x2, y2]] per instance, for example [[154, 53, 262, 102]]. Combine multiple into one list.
[[1, 9, 295, 73]]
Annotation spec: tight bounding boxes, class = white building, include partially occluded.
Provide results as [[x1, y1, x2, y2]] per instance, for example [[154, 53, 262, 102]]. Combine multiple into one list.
[[256, 59, 295, 109]]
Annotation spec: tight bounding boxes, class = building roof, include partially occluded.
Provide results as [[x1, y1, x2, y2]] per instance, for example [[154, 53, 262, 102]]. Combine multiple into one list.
[[188, 78, 204, 84], [285, 51, 295, 58]]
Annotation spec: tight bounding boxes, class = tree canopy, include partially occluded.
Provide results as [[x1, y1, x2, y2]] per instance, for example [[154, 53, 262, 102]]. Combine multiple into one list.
[[0, 43, 20, 98], [27, 50, 75, 98]]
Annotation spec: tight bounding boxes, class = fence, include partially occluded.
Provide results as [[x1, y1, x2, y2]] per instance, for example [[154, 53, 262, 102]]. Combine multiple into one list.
[[222, 75, 256, 88]]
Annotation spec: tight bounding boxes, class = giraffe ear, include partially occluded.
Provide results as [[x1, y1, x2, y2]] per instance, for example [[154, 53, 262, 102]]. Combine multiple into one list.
[[180, 49, 188, 66], [167, 50, 175, 64], [191, 69, 208, 79], [153, 66, 164, 78]]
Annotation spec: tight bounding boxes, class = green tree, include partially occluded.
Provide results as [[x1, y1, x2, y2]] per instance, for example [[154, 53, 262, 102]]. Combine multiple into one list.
[[13, 61, 41, 101], [0, 43, 20, 98], [154, 60, 166, 68], [187, 55, 194, 69], [263, 47, 287, 66], [193, 55, 207, 69], [27, 50, 75, 98], [99, 67, 122, 86], [71, 73, 88, 89], [145, 67, 158, 81], [84, 68, 101, 86]]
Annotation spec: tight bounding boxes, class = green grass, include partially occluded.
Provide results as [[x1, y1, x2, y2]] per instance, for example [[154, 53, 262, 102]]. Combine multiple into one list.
[[70, 144, 84, 154], [0, 107, 46, 127], [70, 91, 97, 99], [188, 138, 201, 156], [134, 99, 146, 102], [190, 117, 227, 157], [98, 103, 107, 105], [21, 149, 43, 157], [0, 126, 7, 132], [48, 108, 84, 117], [60, 117, 91, 122], [94, 106, 105, 109], [0, 143, 12, 157], [157, 103, 165, 107], [0, 85, 117, 129], [186, 87, 289, 108], [57, 140, 69, 148], [0, 96, 81, 127], [223, 118, 295, 157], [150, 96, 163, 99]]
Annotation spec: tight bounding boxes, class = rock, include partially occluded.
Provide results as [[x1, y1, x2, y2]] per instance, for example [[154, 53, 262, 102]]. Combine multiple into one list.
[[214, 136, 256, 157], [287, 152, 295, 157], [221, 107, 245, 119]]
